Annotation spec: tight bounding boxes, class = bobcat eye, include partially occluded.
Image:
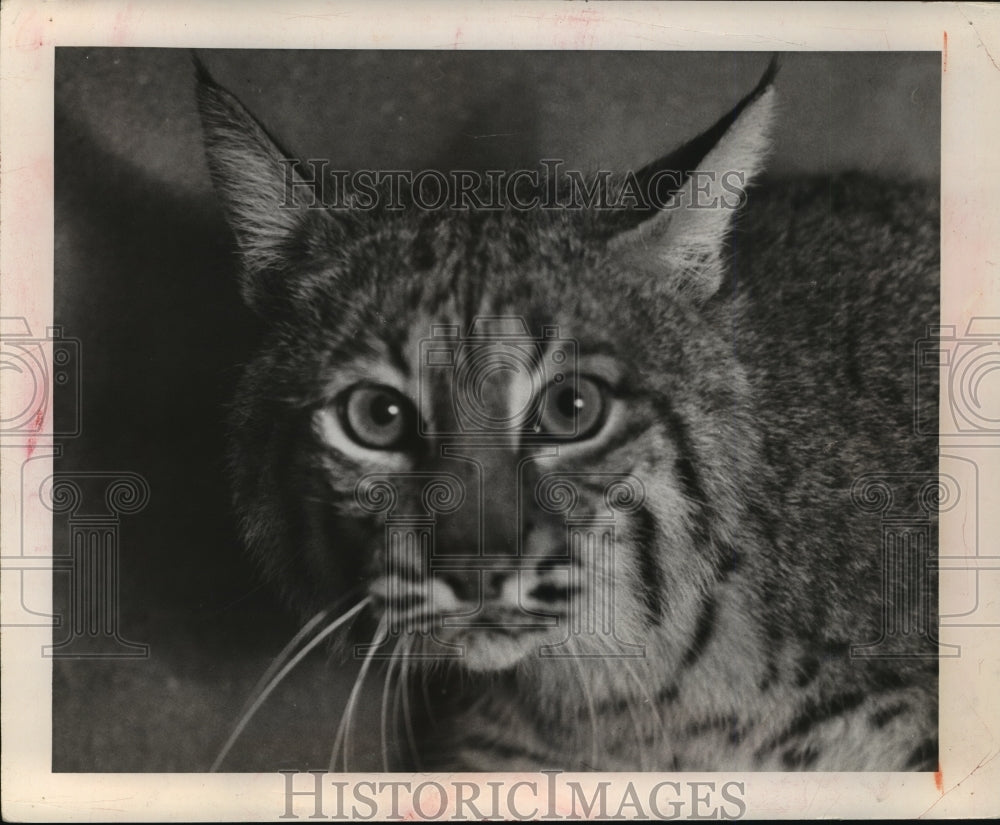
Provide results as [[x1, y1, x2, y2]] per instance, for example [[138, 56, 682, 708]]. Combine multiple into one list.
[[538, 375, 608, 441], [338, 384, 417, 450]]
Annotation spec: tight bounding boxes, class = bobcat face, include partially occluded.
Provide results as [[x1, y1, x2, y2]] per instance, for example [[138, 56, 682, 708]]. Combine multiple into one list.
[[230, 209, 747, 674], [202, 59, 776, 683]]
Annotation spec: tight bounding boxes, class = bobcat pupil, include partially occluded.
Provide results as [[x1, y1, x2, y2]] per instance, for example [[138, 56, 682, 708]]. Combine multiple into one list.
[[556, 386, 580, 419], [370, 396, 400, 427]]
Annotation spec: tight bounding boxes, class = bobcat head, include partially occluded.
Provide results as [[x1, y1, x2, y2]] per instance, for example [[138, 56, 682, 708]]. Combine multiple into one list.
[[199, 54, 942, 773], [197, 59, 776, 679]]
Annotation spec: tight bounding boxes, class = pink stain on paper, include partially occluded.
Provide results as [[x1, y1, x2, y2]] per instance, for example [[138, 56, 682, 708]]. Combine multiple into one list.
[[14, 8, 48, 51], [111, 6, 137, 47], [552, 7, 604, 49], [25, 405, 46, 460]]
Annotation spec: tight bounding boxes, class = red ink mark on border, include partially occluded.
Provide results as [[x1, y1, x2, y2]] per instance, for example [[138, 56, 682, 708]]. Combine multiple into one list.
[[943, 31, 948, 72], [934, 763, 943, 792], [25, 406, 45, 459]]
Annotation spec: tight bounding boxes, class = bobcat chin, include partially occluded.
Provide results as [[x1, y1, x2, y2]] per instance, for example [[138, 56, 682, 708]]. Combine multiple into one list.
[[198, 57, 939, 772]]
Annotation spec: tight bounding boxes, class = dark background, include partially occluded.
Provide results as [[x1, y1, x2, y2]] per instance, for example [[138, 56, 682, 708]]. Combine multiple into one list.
[[52, 49, 940, 771]]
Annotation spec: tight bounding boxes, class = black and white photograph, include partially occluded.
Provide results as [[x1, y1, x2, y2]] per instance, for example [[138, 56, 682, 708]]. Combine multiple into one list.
[[2, 2, 999, 821]]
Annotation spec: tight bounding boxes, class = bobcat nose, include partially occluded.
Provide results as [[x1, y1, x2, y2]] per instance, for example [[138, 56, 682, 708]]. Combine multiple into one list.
[[437, 570, 507, 603]]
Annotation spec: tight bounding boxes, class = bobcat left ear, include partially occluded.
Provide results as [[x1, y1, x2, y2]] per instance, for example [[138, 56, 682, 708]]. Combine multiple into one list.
[[194, 55, 339, 315], [610, 57, 779, 303]]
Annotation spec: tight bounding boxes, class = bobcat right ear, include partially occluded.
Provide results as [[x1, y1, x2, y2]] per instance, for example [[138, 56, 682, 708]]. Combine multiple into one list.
[[609, 57, 779, 304], [195, 56, 337, 314]]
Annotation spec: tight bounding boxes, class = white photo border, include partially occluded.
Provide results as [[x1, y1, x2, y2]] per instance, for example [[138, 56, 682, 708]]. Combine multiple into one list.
[[2, 1, 999, 820]]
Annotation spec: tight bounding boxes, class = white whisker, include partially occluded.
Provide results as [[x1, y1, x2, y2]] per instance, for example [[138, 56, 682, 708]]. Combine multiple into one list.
[[620, 655, 668, 749], [391, 644, 404, 768], [330, 615, 386, 771], [399, 634, 422, 769], [239, 606, 333, 707], [380, 637, 403, 772], [210, 596, 371, 772], [420, 659, 438, 732]]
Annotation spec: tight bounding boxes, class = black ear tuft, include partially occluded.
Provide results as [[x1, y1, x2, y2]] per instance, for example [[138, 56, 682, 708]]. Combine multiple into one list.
[[756, 53, 781, 95], [191, 50, 214, 88], [611, 55, 781, 233], [609, 57, 779, 303]]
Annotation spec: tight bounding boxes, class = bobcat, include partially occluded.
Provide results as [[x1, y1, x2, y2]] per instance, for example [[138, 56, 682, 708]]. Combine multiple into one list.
[[197, 57, 939, 772]]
